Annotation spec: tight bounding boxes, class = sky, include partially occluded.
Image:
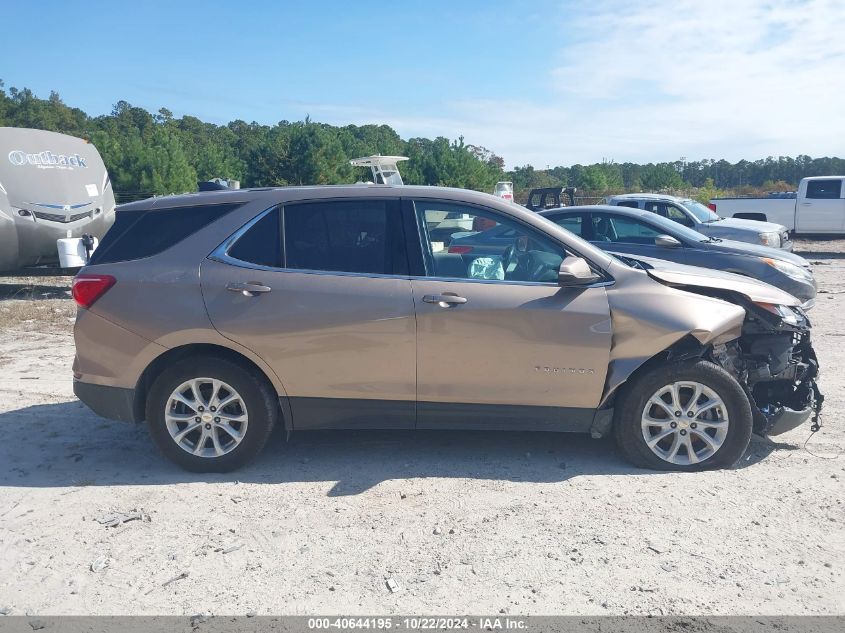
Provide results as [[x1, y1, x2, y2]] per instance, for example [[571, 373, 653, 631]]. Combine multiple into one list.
[[3, 0, 844, 169]]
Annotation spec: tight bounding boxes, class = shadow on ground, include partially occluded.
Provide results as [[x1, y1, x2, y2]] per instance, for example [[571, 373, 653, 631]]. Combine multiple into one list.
[[0, 401, 788, 495]]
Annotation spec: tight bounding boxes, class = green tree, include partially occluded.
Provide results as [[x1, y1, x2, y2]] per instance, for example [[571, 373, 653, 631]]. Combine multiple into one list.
[[137, 127, 197, 195], [639, 163, 683, 191], [577, 165, 608, 192]]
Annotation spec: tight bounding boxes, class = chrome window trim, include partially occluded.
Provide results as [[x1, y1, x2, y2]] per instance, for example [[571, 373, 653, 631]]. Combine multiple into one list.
[[206, 256, 614, 289], [410, 198, 614, 285], [209, 203, 615, 289], [210, 204, 278, 267], [409, 275, 615, 289]]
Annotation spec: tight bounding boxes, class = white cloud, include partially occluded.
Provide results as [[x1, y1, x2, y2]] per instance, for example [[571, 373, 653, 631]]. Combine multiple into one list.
[[381, 0, 845, 168]]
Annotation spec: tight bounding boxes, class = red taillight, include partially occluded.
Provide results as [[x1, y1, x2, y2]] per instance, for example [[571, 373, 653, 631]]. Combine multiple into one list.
[[708, 203, 717, 211], [448, 245, 474, 254], [72, 274, 116, 308]]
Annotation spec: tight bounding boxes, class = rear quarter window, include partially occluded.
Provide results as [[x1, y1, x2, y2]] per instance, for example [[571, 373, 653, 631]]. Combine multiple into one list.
[[806, 180, 843, 199], [227, 207, 282, 268], [89, 203, 240, 265]]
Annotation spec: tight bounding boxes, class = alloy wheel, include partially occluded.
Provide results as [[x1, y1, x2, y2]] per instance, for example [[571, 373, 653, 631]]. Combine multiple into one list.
[[164, 377, 249, 458], [641, 381, 729, 465]]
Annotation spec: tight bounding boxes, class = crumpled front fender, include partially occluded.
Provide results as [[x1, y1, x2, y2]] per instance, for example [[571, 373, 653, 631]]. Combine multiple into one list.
[[599, 266, 746, 408]]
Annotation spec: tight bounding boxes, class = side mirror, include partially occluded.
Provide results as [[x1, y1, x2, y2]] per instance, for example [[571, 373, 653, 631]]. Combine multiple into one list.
[[558, 256, 601, 286], [655, 234, 681, 248]]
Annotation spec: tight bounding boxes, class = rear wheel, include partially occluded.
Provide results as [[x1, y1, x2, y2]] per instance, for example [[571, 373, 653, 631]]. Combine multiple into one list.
[[146, 356, 278, 472], [613, 359, 752, 471]]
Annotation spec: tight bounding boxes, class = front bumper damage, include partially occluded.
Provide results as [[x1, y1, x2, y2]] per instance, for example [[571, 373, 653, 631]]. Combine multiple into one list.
[[712, 303, 824, 437]]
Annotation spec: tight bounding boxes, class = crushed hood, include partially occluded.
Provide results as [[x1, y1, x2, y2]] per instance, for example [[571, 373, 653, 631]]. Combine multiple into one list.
[[620, 254, 802, 306]]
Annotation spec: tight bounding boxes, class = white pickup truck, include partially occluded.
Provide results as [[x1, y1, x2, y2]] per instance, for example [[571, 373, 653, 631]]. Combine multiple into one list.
[[710, 176, 845, 234]]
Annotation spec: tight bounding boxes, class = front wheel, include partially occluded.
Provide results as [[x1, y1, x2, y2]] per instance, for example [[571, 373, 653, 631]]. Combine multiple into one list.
[[613, 359, 752, 471]]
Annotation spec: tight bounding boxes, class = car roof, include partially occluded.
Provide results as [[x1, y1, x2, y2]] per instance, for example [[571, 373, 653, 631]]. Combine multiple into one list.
[[540, 204, 655, 219], [116, 184, 509, 213], [608, 192, 684, 202]]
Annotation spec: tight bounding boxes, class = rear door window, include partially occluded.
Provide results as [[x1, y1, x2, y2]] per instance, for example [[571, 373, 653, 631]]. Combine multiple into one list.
[[806, 180, 843, 199], [615, 200, 640, 209], [89, 203, 240, 265], [282, 200, 407, 275]]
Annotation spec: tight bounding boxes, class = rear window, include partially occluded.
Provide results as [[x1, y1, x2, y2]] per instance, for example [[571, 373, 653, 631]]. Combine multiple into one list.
[[89, 203, 240, 265], [806, 179, 843, 199]]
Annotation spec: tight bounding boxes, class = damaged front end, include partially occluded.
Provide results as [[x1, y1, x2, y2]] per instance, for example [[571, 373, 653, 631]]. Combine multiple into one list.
[[596, 255, 824, 441], [711, 300, 824, 436]]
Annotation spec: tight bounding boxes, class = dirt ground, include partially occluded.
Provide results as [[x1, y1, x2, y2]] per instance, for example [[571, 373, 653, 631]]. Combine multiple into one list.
[[0, 242, 843, 617]]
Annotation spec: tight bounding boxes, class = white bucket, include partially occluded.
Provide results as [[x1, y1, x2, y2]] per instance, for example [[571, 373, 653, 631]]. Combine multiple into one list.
[[57, 237, 98, 268]]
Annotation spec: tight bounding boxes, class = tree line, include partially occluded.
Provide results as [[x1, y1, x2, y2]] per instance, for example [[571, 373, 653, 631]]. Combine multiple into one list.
[[1, 83, 842, 202]]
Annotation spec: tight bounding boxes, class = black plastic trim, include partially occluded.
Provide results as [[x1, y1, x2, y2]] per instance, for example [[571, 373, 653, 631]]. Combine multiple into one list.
[[74, 381, 138, 423], [284, 397, 596, 432], [417, 402, 595, 431], [288, 397, 415, 430], [765, 405, 813, 436]]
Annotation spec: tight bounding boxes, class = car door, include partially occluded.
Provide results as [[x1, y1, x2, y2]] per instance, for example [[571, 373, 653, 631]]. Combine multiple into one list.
[[588, 212, 690, 264], [797, 179, 845, 233], [201, 199, 417, 429], [409, 198, 612, 431]]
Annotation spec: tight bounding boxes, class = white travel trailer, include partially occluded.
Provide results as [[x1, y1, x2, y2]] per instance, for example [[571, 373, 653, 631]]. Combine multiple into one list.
[[0, 127, 116, 271]]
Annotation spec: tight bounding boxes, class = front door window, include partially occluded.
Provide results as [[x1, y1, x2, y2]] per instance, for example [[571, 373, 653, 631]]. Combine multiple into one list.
[[414, 200, 568, 284]]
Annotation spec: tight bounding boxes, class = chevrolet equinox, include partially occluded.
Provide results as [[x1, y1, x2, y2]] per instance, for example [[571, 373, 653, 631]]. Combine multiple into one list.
[[72, 186, 823, 472]]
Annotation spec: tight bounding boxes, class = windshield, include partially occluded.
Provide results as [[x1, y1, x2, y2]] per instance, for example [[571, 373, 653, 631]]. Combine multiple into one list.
[[681, 199, 720, 223]]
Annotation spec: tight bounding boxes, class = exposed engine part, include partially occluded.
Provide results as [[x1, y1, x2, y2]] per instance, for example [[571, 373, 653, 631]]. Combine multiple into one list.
[[709, 299, 823, 435]]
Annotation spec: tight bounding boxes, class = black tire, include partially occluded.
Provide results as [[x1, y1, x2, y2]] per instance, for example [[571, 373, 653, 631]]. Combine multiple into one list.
[[146, 356, 278, 472], [613, 359, 752, 471]]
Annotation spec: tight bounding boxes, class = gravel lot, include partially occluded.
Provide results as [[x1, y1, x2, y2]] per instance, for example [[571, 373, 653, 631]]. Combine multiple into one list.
[[0, 241, 843, 616]]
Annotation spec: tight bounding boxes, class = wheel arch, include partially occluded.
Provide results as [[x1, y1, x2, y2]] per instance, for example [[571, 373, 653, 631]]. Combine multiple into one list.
[[598, 334, 708, 411], [133, 343, 291, 431]]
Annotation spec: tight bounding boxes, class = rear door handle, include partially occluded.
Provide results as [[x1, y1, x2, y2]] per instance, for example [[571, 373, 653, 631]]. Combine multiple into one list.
[[422, 293, 467, 306], [227, 282, 272, 296]]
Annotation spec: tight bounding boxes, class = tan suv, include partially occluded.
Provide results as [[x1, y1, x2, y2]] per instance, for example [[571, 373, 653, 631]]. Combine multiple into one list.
[[71, 186, 823, 472]]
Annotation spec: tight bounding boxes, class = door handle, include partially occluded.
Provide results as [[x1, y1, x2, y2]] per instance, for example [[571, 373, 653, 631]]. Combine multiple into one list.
[[227, 282, 272, 296], [422, 293, 467, 306]]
